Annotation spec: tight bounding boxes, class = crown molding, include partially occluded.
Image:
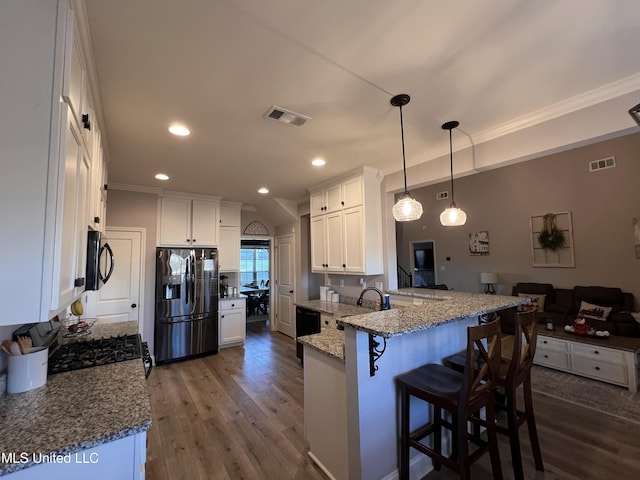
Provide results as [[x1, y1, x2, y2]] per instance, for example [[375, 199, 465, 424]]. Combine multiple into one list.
[[109, 183, 163, 195], [473, 72, 640, 145]]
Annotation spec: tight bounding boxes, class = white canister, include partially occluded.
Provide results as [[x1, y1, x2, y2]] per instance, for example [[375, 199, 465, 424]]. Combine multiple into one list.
[[326, 290, 334, 302], [7, 346, 48, 394], [320, 286, 329, 301], [331, 292, 340, 303]]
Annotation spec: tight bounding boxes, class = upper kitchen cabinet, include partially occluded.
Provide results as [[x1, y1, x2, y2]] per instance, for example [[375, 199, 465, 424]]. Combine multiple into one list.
[[158, 194, 221, 247], [219, 201, 242, 272], [310, 176, 362, 217], [0, 0, 106, 325], [309, 167, 384, 275]]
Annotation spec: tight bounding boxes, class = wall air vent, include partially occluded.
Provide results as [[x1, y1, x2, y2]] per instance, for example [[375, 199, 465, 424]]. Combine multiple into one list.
[[263, 105, 311, 127], [589, 156, 616, 172], [436, 191, 449, 201]]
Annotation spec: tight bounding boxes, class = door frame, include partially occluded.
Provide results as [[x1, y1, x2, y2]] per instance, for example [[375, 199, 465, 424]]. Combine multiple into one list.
[[104, 226, 146, 338], [240, 236, 274, 329], [409, 239, 437, 287]]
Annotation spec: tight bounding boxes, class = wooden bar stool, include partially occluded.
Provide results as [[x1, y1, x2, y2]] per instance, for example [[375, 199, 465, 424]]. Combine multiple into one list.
[[444, 310, 544, 479], [396, 319, 503, 480]]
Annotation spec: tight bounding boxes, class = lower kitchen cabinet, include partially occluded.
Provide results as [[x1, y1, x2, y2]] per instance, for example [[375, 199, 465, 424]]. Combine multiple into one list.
[[219, 297, 246, 348], [4, 433, 146, 480]]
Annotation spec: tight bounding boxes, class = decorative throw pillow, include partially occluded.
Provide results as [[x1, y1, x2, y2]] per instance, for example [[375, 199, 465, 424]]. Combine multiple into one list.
[[578, 301, 613, 321], [518, 293, 546, 313]]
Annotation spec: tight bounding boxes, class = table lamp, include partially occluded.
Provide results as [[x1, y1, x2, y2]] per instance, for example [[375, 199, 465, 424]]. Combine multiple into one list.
[[480, 272, 498, 294]]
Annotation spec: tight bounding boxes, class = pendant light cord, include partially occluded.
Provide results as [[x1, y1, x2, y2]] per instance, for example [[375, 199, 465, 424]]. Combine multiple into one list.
[[448, 127, 455, 204], [400, 105, 408, 194]]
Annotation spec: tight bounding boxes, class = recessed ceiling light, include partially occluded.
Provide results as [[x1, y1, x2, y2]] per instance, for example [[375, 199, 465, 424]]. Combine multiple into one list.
[[155, 173, 170, 181], [312, 158, 326, 167], [258, 187, 269, 194], [168, 124, 190, 136]]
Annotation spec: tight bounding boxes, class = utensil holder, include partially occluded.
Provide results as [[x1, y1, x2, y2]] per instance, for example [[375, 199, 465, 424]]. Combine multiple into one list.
[[7, 346, 48, 394]]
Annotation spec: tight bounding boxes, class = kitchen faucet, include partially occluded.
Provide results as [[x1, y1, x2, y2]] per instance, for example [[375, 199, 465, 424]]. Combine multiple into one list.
[[357, 287, 387, 311]]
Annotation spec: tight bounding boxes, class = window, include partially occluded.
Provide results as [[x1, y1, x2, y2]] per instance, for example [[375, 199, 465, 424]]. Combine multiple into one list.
[[240, 240, 270, 286]]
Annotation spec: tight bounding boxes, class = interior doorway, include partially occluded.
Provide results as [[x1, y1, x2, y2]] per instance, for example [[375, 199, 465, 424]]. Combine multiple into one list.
[[410, 240, 436, 287], [240, 239, 271, 326]]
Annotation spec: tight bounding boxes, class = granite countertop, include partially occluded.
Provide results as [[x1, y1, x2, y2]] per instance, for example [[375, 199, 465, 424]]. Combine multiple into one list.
[[338, 289, 526, 338], [295, 300, 377, 363], [298, 291, 525, 362], [0, 321, 151, 476]]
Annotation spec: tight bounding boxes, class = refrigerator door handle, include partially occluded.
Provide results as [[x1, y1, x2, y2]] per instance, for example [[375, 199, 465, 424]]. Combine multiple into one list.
[[190, 250, 196, 314], [185, 253, 190, 305]]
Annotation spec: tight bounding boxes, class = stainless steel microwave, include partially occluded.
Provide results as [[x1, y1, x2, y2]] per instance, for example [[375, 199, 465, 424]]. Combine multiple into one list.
[[86, 230, 114, 290]]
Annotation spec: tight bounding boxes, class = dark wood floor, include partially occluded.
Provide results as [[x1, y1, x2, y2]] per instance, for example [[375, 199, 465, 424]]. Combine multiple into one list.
[[146, 322, 640, 480]]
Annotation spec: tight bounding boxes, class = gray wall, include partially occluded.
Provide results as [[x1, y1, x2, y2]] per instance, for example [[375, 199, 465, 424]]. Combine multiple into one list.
[[396, 132, 640, 308], [106, 190, 159, 352]]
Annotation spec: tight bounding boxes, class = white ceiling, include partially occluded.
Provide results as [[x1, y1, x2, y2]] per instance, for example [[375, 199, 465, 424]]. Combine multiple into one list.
[[83, 0, 640, 226]]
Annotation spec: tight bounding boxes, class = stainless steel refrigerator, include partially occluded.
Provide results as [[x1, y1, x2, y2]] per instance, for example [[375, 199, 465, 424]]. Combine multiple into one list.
[[155, 247, 219, 363]]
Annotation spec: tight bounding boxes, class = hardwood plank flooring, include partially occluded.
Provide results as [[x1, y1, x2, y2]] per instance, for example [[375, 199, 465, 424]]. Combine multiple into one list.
[[146, 321, 640, 479]]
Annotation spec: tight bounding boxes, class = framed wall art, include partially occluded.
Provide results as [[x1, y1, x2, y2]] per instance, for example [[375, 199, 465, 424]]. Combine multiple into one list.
[[469, 231, 489, 256], [530, 212, 575, 267]]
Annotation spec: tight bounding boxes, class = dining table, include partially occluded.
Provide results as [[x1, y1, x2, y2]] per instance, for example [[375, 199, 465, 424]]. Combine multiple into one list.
[[240, 285, 270, 316]]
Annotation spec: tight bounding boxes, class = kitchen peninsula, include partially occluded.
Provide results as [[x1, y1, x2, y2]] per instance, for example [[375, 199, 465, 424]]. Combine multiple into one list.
[[0, 322, 150, 479], [298, 288, 525, 480]]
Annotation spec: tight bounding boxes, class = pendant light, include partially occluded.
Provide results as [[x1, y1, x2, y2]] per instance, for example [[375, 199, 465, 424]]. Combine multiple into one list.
[[391, 94, 423, 222], [440, 120, 467, 226]]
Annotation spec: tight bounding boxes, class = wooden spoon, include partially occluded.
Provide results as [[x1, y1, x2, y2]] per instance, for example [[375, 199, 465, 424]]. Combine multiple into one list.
[[17, 335, 32, 355], [2, 339, 14, 355]]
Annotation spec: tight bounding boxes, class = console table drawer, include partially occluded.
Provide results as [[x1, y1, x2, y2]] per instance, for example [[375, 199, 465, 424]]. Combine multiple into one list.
[[537, 336, 568, 352], [572, 343, 625, 364], [572, 357, 628, 385], [535, 349, 569, 369]]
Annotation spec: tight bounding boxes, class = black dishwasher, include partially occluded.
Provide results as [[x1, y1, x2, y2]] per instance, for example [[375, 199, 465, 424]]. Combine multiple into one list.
[[296, 306, 321, 363]]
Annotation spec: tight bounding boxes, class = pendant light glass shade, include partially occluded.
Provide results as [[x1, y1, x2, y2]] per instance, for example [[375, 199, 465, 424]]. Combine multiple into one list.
[[440, 204, 467, 226], [393, 192, 424, 221], [391, 94, 423, 222], [440, 120, 467, 226]]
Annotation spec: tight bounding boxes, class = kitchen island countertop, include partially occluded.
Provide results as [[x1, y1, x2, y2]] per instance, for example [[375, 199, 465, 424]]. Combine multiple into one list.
[[0, 321, 150, 476]]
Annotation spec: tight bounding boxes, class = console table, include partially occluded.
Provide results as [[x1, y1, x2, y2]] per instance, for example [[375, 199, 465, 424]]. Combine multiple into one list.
[[534, 329, 640, 392]]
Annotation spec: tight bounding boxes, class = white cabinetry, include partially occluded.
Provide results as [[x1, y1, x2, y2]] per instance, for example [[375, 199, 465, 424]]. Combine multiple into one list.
[[535, 333, 639, 391], [219, 298, 246, 347], [309, 167, 383, 275], [158, 195, 220, 247], [0, 0, 105, 324], [4, 432, 146, 480], [218, 201, 241, 272]]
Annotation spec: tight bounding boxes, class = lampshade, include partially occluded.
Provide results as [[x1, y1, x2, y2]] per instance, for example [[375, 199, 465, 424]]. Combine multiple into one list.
[[393, 192, 423, 221], [440, 121, 467, 226], [391, 94, 423, 222], [480, 272, 498, 285]]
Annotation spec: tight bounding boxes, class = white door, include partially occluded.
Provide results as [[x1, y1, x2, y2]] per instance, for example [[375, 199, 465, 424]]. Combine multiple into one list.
[[276, 233, 295, 337], [83, 228, 145, 335]]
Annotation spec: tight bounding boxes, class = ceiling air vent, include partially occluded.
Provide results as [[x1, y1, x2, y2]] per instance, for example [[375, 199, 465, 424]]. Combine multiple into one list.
[[436, 191, 449, 201], [263, 105, 311, 127], [589, 156, 616, 172]]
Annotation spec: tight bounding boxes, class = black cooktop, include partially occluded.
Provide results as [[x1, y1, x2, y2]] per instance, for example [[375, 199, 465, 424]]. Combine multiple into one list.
[[48, 334, 142, 375]]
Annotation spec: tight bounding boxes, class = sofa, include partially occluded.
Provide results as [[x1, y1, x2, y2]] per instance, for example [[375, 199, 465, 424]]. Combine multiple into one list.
[[500, 283, 638, 337]]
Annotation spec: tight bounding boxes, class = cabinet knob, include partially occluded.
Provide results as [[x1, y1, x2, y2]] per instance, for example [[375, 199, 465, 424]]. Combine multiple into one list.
[[104, 184, 108, 191], [342, 264, 346, 268], [221, 315, 225, 318], [595, 366, 600, 371], [594, 350, 599, 355], [192, 239, 196, 243], [544, 354, 549, 358], [94, 216, 100, 224], [341, 201, 344, 206], [231, 303, 235, 307], [131, 303, 137, 308], [82, 113, 91, 130], [543, 340, 548, 344], [74, 277, 85, 287]]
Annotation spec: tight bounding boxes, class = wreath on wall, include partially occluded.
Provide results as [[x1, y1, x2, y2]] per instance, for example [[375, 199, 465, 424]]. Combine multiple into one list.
[[538, 213, 566, 250]]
